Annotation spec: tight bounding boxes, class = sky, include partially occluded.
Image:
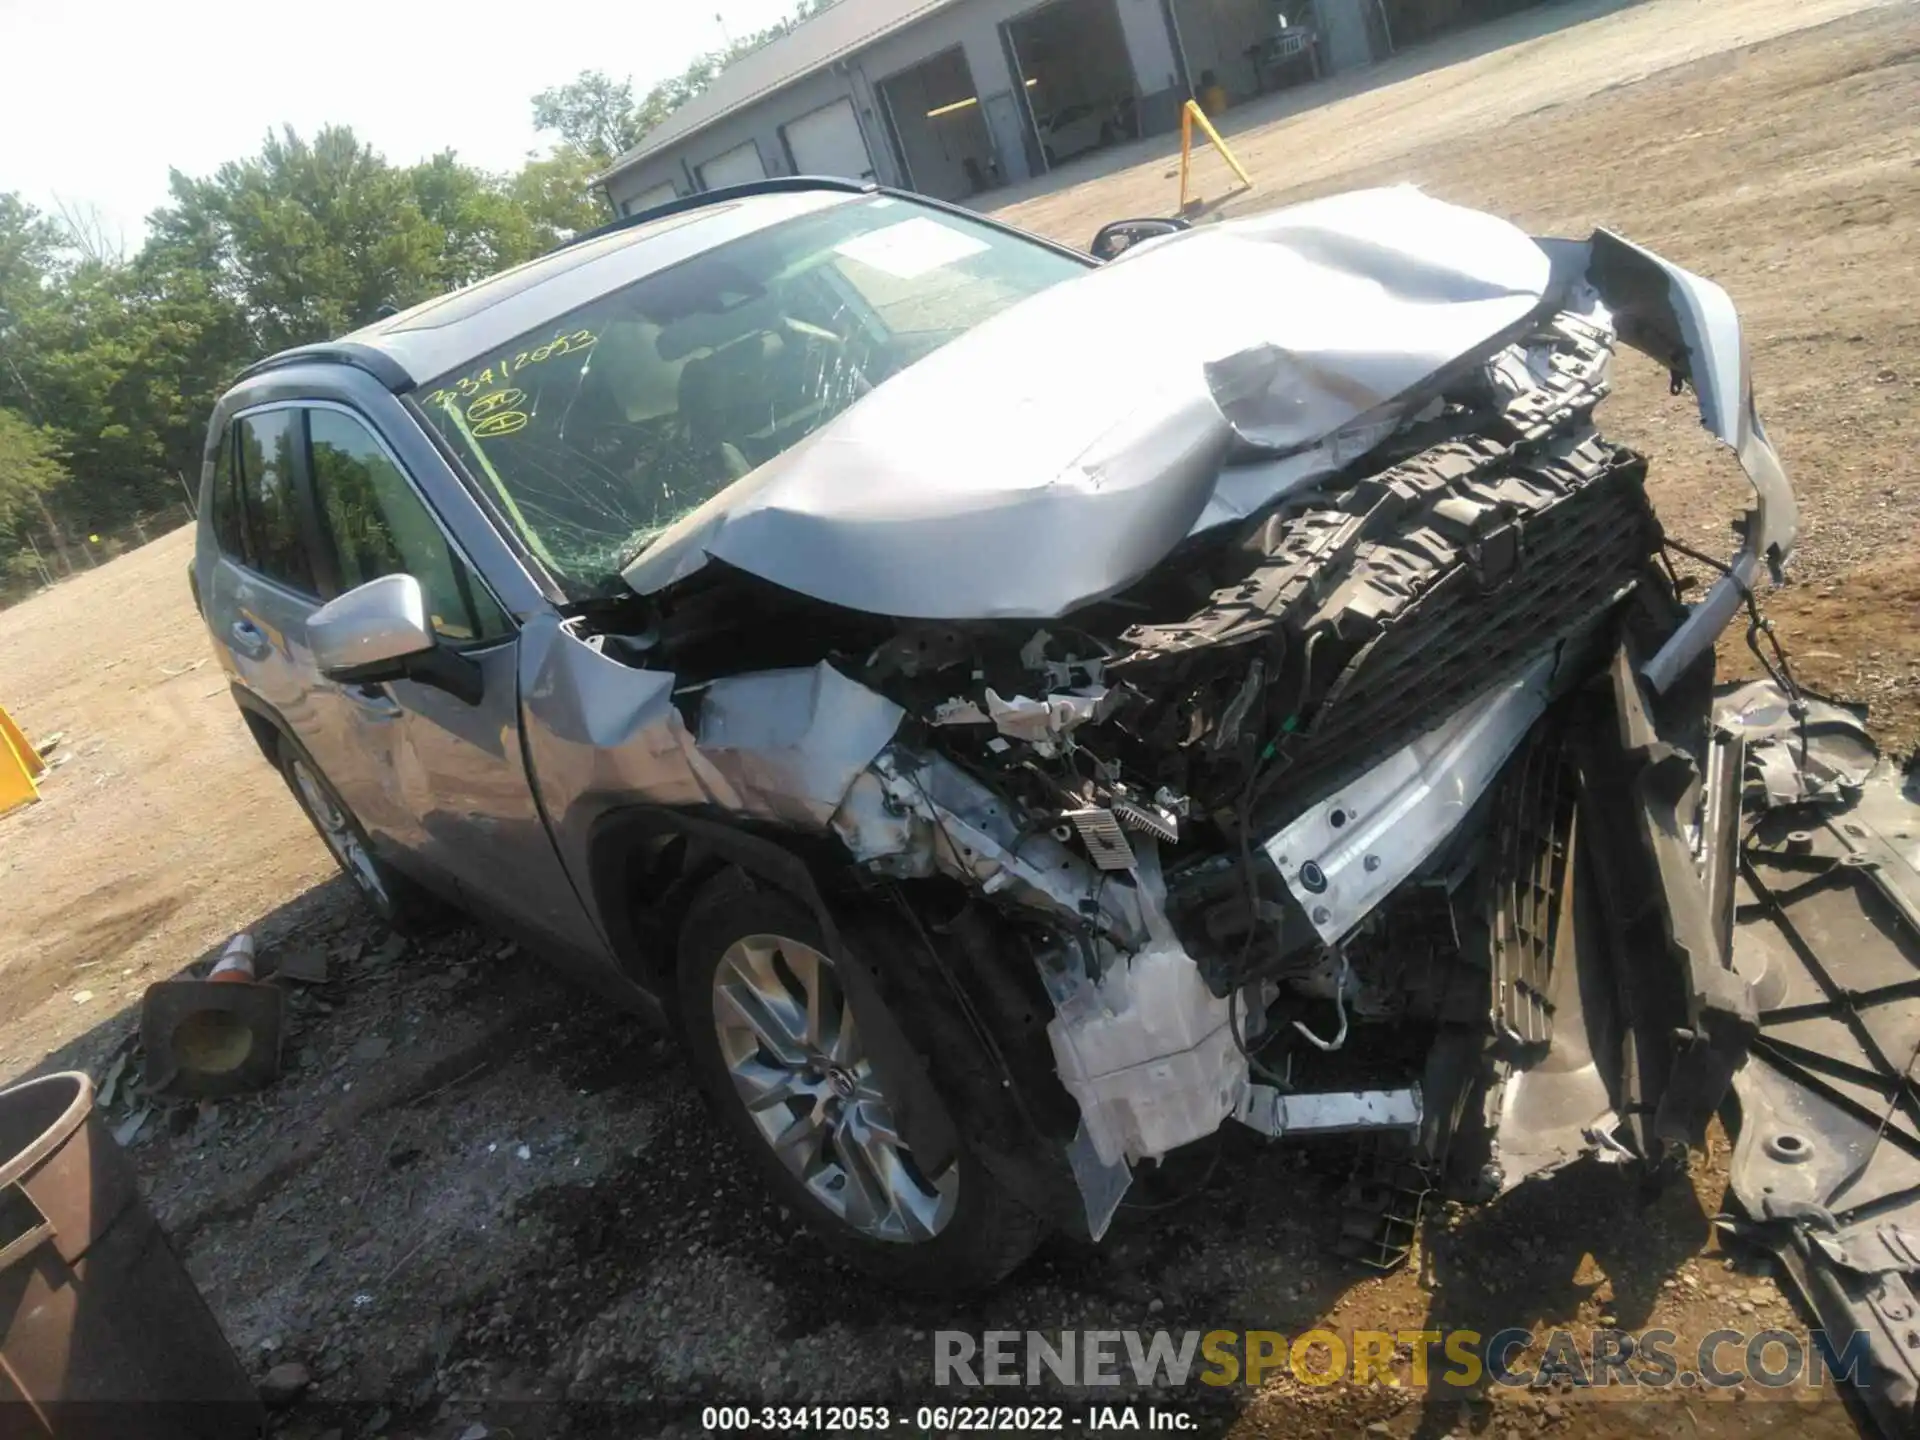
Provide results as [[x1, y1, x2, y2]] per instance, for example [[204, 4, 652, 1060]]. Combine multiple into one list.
[[0, 0, 805, 252]]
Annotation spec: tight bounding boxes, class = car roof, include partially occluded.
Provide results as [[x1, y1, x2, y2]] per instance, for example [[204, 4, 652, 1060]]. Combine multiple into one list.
[[235, 185, 867, 393]]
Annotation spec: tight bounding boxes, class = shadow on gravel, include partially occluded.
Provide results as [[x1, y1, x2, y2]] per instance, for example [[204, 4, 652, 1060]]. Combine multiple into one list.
[[12, 876, 370, 1091], [7, 871, 1746, 1440], [382, 1105, 1370, 1439], [1408, 1163, 1709, 1438]]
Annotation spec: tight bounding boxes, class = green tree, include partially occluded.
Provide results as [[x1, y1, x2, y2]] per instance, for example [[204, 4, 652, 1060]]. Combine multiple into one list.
[[535, 0, 847, 166], [0, 196, 62, 306], [531, 71, 647, 165], [1, 240, 252, 532], [409, 150, 544, 286], [151, 126, 446, 350], [510, 147, 616, 245], [0, 406, 72, 583], [0, 408, 66, 531], [0, 195, 66, 421], [0, 0, 858, 598]]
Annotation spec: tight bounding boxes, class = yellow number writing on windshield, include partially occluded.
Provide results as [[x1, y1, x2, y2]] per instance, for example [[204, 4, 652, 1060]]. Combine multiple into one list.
[[423, 329, 597, 414]]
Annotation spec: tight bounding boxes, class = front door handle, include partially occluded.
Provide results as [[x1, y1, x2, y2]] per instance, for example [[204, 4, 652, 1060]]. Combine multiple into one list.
[[228, 619, 271, 661]]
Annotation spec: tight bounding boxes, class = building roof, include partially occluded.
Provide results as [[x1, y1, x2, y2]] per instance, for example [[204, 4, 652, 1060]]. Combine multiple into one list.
[[598, 0, 963, 184]]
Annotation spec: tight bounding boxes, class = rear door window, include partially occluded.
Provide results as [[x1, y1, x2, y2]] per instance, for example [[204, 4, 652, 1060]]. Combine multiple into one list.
[[207, 424, 246, 560], [235, 409, 315, 594]]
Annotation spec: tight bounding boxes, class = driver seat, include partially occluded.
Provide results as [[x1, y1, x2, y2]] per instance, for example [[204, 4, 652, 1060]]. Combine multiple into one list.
[[676, 334, 782, 483]]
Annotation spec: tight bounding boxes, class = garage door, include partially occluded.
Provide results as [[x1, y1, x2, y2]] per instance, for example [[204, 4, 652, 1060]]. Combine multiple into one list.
[[697, 142, 767, 190], [784, 97, 875, 180], [625, 181, 679, 215]]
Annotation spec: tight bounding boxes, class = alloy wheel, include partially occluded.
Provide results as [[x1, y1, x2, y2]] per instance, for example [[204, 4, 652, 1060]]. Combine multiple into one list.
[[289, 758, 391, 910], [710, 933, 959, 1243]]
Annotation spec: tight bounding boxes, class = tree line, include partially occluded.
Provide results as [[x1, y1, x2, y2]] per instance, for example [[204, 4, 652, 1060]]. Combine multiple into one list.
[[0, 0, 836, 594]]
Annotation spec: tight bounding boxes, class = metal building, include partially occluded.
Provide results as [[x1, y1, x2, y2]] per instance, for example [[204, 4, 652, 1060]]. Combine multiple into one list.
[[597, 0, 1426, 212]]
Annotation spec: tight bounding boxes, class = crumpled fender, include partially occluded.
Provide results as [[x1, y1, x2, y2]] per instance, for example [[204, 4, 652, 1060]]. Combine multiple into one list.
[[1546, 230, 1799, 692]]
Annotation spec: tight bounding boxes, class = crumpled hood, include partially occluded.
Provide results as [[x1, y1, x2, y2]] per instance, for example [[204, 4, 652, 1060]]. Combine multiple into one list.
[[621, 186, 1554, 620]]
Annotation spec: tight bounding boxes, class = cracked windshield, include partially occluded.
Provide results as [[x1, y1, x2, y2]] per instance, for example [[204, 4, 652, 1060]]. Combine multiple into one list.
[[414, 196, 1086, 594]]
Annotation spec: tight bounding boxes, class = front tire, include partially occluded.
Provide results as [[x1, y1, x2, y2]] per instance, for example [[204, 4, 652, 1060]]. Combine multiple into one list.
[[278, 739, 450, 935], [676, 873, 1042, 1290]]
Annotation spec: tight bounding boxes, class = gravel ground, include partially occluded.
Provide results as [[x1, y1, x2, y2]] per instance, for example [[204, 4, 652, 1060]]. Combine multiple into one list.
[[84, 906, 1856, 1440], [3, 3, 1915, 1438]]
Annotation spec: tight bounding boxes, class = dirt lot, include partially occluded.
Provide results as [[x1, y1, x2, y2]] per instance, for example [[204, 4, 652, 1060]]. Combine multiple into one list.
[[1, 2, 1915, 1436]]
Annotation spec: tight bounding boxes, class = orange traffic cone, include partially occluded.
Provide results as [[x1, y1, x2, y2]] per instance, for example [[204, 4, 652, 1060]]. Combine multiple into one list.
[[207, 933, 257, 983]]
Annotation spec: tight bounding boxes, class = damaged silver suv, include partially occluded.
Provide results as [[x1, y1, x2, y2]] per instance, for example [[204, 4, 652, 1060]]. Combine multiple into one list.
[[194, 179, 1797, 1291]]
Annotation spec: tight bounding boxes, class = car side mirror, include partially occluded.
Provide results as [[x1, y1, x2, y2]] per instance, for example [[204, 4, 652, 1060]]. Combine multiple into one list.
[[308, 574, 483, 706], [1089, 217, 1190, 262]]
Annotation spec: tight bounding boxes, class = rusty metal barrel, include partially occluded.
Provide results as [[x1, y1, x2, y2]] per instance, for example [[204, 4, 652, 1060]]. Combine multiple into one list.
[[0, 1072, 263, 1438]]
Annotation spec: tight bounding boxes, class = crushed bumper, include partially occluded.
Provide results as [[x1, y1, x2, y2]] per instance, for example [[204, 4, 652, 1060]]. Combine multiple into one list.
[[1568, 229, 1799, 692]]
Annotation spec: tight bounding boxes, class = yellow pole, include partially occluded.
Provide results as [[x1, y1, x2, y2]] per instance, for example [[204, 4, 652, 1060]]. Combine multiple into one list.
[[1179, 103, 1195, 210], [1179, 100, 1254, 207]]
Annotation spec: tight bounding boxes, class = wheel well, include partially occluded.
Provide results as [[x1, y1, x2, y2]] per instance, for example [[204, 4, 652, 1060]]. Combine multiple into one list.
[[231, 690, 284, 770], [587, 807, 845, 1006], [594, 811, 1093, 1235]]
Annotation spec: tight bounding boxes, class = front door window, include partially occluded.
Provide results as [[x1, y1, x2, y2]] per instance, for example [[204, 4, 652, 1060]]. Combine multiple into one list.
[[307, 408, 509, 644]]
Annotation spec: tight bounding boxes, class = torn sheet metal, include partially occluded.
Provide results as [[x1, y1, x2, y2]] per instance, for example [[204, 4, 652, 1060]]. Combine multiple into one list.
[[1017, 631, 1108, 691], [1567, 230, 1799, 693], [930, 697, 990, 726], [829, 746, 1148, 947], [1263, 651, 1557, 944], [693, 662, 905, 827], [520, 620, 903, 956], [929, 685, 1118, 747], [623, 187, 1555, 619], [521, 615, 731, 818], [984, 687, 1116, 756], [1715, 676, 1878, 808], [523, 624, 898, 828]]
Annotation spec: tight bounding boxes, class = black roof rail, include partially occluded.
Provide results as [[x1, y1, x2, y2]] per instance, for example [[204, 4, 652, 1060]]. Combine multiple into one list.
[[558, 174, 878, 253], [231, 342, 416, 394]]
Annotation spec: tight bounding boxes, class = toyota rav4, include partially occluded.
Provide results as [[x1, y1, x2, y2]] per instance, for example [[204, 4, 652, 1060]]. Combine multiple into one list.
[[194, 179, 1799, 1293]]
